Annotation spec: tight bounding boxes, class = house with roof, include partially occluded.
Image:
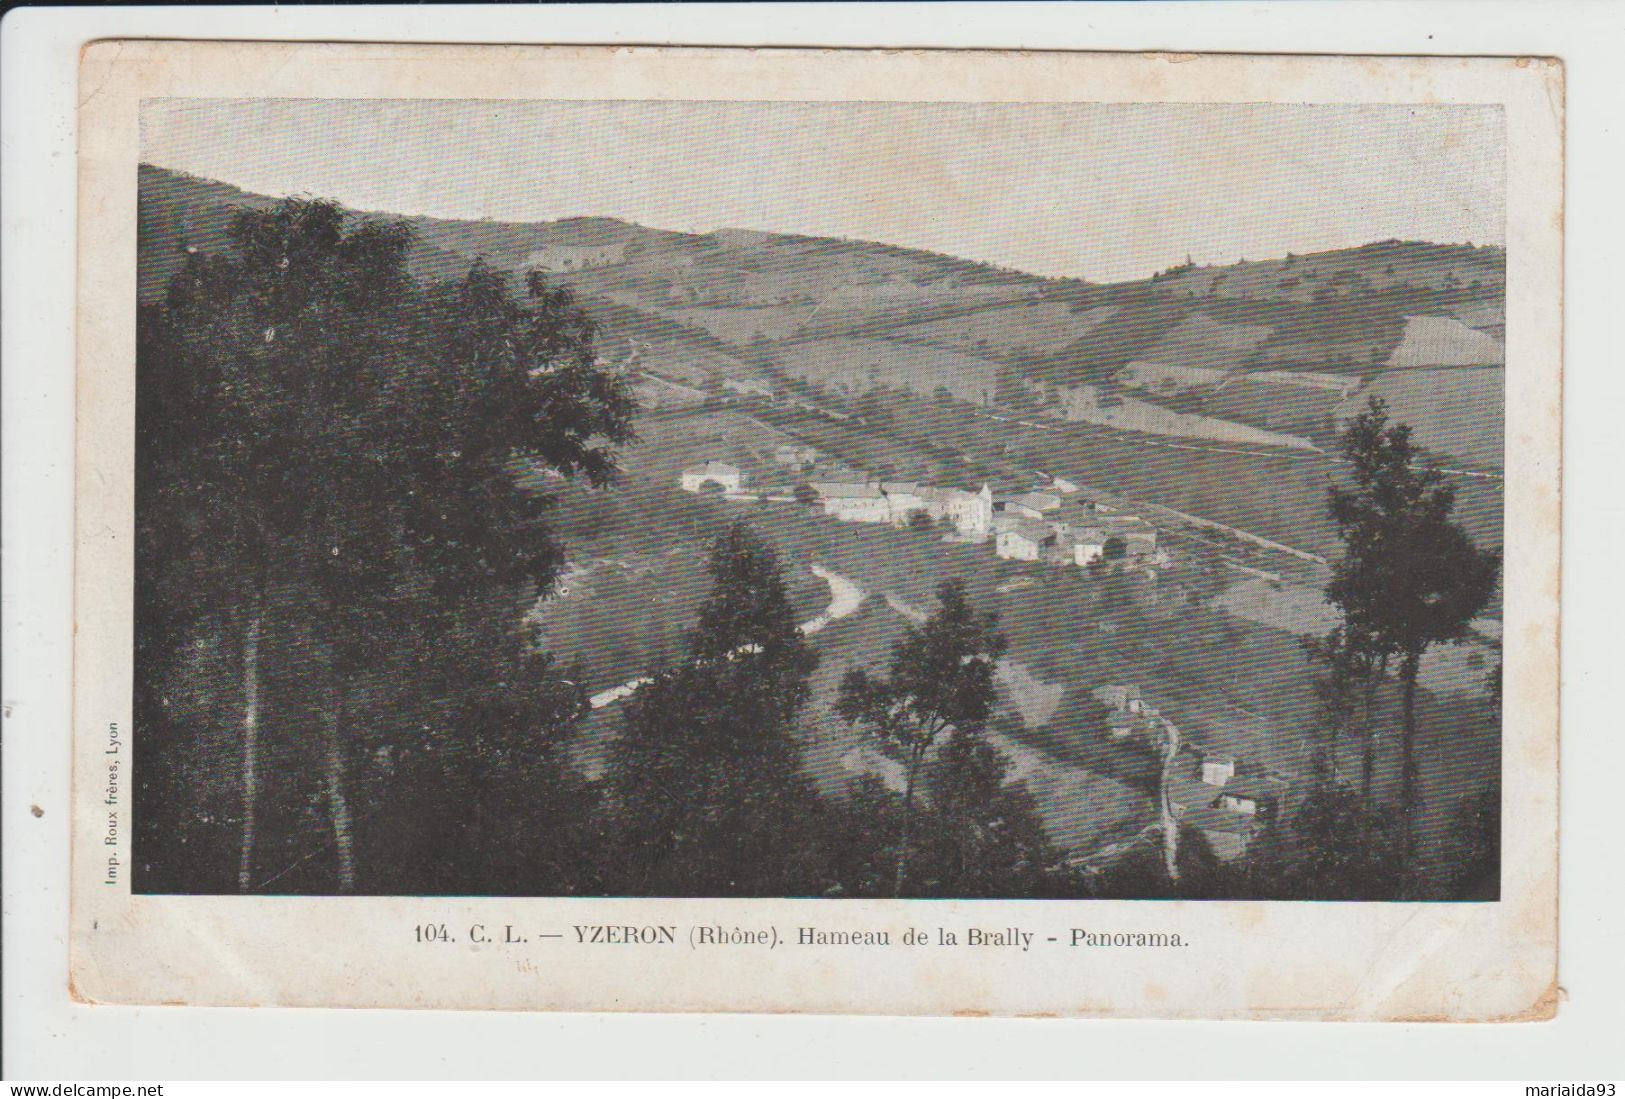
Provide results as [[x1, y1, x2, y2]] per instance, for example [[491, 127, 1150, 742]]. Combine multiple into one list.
[[1093, 514, 1159, 557], [944, 483, 994, 537], [1217, 773, 1290, 820], [1072, 533, 1108, 566], [680, 461, 744, 494], [995, 521, 1057, 562], [1094, 684, 1178, 744], [816, 481, 891, 524], [1162, 749, 1292, 861], [998, 491, 1064, 521], [879, 481, 933, 526], [1163, 757, 1255, 861]]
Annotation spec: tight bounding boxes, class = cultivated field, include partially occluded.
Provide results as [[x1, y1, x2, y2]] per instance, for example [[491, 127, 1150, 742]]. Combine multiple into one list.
[[1338, 366, 1505, 470]]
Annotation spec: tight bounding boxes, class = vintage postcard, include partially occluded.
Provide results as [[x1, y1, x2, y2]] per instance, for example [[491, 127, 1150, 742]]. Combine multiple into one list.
[[71, 42, 1561, 1018]]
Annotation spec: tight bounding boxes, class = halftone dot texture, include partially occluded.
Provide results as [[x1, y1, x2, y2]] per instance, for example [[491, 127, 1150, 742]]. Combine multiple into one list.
[[142, 99, 1504, 283], [135, 97, 1505, 899]]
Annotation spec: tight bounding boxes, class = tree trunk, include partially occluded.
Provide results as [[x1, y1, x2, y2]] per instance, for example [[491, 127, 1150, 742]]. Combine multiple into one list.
[[1359, 680, 1377, 800], [325, 680, 357, 893], [1399, 649, 1423, 859], [893, 752, 922, 898], [236, 611, 263, 893], [1359, 654, 1388, 803], [1159, 728, 1181, 885]]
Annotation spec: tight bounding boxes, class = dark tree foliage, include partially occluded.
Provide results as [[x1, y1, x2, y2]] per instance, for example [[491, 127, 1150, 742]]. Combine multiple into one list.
[[1266, 787, 1410, 900], [135, 198, 636, 894], [836, 579, 1008, 896], [1090, 824, 1236, 900], [608, 522, 829, 896], [1325, 398, 1500, 856], [909, 731, 1078, 898], [1093, 787, 1409, 901], [1303, 624, 1389, 796], [1444, 786, 1501, 901]]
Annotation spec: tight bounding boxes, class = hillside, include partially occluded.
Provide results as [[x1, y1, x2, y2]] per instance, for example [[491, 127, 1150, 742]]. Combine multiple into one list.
[[136, 165, 1505, 869], [138, 163, 1505, 476]]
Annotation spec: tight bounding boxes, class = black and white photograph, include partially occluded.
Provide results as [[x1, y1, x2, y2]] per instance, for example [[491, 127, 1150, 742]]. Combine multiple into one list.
[[132, 95, 1509, 903]]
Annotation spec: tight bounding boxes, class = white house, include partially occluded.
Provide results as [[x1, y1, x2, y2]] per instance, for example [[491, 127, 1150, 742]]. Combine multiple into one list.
[[1073, 536, 1107, 566], [1094, 514, 1159, 557], [1201, 754, 1236, 787], [680, 461, 744, 494], [1217, 773, 1287, 819], [995, 522, 1056, 562], [945, 483, 994, 536], [880, 482, 932, 525], [818, 482, 891, 524]]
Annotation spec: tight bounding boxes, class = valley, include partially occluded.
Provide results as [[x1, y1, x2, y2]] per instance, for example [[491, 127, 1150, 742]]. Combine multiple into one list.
[[137, 162, 1506, 874]]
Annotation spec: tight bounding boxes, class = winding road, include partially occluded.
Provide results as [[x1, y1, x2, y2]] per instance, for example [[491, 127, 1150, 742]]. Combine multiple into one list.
[[587, 564, 867, 709]]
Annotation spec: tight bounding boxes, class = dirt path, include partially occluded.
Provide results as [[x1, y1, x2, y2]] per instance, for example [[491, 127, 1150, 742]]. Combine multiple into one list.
[[801, 566, 866, 635], [587, 565, 867, 709]]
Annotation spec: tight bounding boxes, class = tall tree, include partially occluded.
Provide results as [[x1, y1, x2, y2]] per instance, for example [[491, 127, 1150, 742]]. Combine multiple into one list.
[[1444, 786, 1501, 901], [1325, 398, 1500, 856], [135, 197, 636, 893], [1304, 624, 1388, 796], [915, 730, 1074, 898], [836, 579, 1007, 897], [1268, 787, 1409, 901], [609, 522, 823, 895]]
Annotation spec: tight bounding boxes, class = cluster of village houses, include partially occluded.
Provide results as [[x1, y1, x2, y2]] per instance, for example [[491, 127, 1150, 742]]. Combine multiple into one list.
[[1091, 684, 1290, 862], [679, 445, 1294, 866], [680, 444, 1160, 570]]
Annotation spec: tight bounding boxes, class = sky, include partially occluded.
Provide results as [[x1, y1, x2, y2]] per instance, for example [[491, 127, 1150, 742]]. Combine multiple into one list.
[[142, 99, 1505, 283]]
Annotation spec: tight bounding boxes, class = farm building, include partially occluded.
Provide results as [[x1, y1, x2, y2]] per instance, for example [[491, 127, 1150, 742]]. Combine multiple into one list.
[[680, 461, 744, 494], [945, 484, 995, 536], [817, 482, 891, 524], [1165, 750, 1292, 860], [995, 522, 1056, 562], [1072, 534, 1107, 566], [1000, 491, 1064, 520], [1089, 515, 1159, 558], [1217, 773, 1289, 819], [1201, 754, 1236, 787], [879, 481, 933, 525], [1165, 758, 1259, 862]]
